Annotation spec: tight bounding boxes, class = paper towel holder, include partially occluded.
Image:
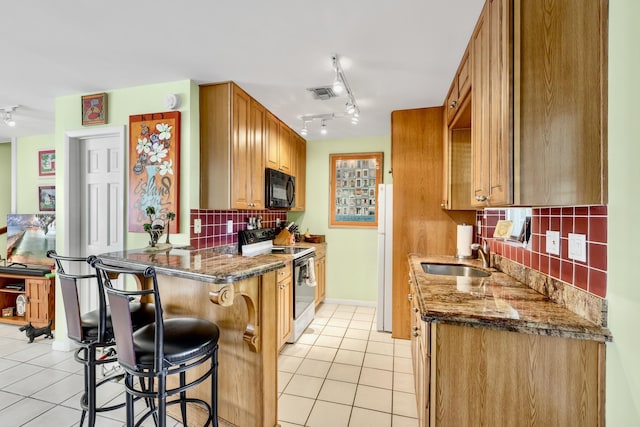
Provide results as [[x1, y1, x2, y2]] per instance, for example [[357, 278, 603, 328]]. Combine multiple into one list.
[[456, 223, 476, 260]]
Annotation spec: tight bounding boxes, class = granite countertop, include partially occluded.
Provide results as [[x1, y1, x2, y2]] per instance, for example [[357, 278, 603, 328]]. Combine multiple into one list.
[[98, 246, 286, 284], [408, 254, 612, 342]]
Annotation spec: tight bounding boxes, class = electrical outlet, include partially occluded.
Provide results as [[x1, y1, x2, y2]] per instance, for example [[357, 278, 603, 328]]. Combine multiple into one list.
[[568, 233, 587, 262], [193, 218, 202, 234], [226, 220, 234, 234], [546, 230, 560, 255]]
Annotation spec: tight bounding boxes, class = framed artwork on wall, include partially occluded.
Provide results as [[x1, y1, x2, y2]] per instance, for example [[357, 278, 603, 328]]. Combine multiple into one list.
[[81, 92, 108, 125], [38, 149, 56, 176], [329, 152, 383, 228], [128, 111, 181, 233], [38, 185, 56, 212]]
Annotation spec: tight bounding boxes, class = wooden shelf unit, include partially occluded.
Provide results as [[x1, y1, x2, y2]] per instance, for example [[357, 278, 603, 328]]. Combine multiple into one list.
[[0, 272, 55, 328]]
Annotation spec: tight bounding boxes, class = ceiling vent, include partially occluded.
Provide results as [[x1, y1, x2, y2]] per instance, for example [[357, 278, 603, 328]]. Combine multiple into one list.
[[306, 86, 337, 100]]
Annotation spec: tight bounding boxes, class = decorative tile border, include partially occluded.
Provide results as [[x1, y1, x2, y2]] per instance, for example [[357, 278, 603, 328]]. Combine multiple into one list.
[[476, 205, 608, 298], [189, 209, 288, 250]]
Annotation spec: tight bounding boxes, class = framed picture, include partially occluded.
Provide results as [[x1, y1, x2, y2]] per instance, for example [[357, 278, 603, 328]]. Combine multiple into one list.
[[38, 149, 56, 176], [81, 92, 108, 125], [330, 152, 383, 228], [128, 111, 181, 233], [38, 185, 56, 212]]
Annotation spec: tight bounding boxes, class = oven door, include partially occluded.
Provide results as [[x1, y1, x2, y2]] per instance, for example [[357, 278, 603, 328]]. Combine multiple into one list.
[[292, 254, 316, 319]]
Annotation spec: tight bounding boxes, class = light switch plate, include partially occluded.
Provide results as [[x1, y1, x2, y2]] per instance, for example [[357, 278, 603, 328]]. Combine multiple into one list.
[[546, 230, 560, 255], [568, 233, 587, 262], [226, 220, 234, 234], [194, 218, 202, 234]]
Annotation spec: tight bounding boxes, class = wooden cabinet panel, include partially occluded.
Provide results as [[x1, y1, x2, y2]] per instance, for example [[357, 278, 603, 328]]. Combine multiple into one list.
[[515, 0, 607, 205], [231, 86, 252, 209], [391, 108, 475, 339], [276, 264, 292, 350], [314, 255, 326, 307], [249, 99, 266, 209]]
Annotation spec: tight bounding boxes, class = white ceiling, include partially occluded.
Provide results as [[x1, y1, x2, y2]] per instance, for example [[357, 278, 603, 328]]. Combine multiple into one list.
[[0, 1, 484, 141]]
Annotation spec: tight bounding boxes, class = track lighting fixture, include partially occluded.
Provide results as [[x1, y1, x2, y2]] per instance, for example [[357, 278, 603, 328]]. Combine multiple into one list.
[[2, 106, 18, 127], [299, 54, 361, 136]]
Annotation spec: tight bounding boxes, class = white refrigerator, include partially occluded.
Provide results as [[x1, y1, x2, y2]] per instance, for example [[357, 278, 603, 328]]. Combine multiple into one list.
[[377, 184, 393, 332]]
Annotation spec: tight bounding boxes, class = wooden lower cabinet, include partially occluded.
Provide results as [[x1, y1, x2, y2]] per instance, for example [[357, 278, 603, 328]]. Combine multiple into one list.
[[313, 243, 327, 307], [276, 263, 292, 350], [411, 314, 605, 426], [0, 273, 55, 328]]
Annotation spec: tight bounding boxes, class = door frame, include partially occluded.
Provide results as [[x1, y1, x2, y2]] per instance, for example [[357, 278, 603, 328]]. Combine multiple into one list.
[[63, 126, 126, 259]]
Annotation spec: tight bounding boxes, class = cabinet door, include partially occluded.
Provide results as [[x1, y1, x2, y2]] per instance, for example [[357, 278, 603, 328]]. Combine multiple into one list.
[[232, 86, 252, 209], [278, 123, 292, 174], [277, 274, 292, 349], [471, 0, 512, 207], [314, 257, 326, 307], [291, 133, 306, 211], [249, 100, 266, 208], [26, 278, 53, 328], [264, 111, 280, 171]]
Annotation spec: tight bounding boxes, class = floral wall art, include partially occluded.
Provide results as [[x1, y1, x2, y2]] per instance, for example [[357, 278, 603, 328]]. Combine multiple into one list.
[[128, 111, 180, 233]]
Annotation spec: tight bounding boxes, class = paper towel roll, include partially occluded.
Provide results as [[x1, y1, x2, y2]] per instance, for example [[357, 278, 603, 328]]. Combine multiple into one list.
[[456, 224, 473, 257]]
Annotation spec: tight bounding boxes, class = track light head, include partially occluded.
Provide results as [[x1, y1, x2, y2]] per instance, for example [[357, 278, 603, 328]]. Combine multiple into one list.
[[320, 120, 328, 135], [2, 106, 18, 127]]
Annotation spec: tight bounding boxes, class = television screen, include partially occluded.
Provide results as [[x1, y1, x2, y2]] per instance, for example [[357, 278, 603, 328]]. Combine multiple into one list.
[[6, 214, 56, 266]]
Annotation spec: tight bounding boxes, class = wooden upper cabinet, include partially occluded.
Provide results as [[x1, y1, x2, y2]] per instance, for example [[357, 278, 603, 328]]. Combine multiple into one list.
[[200, 82, 264, 209], [290, 132, 306, 211], [515, 0, 607, 206], [264, 111, 280, 171], [445, 48, 471, 125], [278, 123, 292, 174], [468, 0, 607, 207], [470, 0, 513, 208]]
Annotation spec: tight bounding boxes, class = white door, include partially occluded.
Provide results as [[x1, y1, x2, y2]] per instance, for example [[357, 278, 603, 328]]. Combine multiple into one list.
[[78, 135, 124, 311]]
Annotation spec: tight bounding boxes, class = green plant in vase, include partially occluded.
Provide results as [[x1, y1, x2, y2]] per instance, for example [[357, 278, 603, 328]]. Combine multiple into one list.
[[143, 206, 165, 248], [164, 212, 176, 244]]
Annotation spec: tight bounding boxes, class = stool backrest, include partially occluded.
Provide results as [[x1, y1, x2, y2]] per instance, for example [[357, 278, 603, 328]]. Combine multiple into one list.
[[91, 258, 163, 371], [47, 250, 106, 343]]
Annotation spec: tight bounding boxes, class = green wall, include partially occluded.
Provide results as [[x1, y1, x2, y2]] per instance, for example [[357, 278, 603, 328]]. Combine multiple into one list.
[[15, 134, 56, 213], [606, 0, 640, 423], [289, 135, 391, 303], [53, 79, 199, 253], [0, 142, 10, 255]]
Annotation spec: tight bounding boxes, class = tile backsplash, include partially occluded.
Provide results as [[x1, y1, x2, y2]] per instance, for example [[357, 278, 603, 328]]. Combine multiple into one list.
[[476, 206, 607, 298], [189, 209, 288, 250]]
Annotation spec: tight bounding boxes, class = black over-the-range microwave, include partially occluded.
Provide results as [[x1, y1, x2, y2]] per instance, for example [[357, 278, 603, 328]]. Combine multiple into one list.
[[265, 168, 295, 209]]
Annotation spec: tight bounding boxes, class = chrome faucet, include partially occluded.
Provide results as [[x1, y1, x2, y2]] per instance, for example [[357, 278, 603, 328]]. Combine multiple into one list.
[[471, 239, 491, 268]]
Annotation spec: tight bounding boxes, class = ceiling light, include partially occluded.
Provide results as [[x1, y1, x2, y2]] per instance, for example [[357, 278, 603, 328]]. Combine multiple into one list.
[[351, 116, 359, 125], [320, 120, 328, 135], [300, 122, 308, 136], [2, 106, 18, 127], [346, 99, 356, 115]]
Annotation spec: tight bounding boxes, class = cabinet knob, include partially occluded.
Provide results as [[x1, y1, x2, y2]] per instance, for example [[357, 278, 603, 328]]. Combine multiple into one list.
[[408, 293, 413, 301], [440, 201, 447, 208], [475, 195, 488, 202], [449, 100, 458, 109], [412, 326, 420, 337]]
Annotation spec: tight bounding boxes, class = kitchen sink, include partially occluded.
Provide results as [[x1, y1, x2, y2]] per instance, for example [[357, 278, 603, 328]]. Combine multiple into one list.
[[421, 263, 491, 278]]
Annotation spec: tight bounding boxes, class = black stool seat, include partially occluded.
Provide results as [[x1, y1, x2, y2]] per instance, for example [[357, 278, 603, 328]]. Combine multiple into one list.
[[132, 318, 219, 367], [79, 303, 156, 341]]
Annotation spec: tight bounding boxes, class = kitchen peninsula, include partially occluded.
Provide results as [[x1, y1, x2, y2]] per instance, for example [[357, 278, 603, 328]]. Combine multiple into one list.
[[98, 246, 286, 427], [408, 254, 611, 426]]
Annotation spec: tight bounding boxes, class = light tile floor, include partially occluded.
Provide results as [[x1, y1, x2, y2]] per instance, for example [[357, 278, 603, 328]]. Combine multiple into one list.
[[0, 303, 417, 426], [278, 303, 417, 427]]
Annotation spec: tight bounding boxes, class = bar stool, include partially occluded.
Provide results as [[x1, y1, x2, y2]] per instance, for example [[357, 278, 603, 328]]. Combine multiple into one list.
[[90, 257, 219, 427], [47, 250, 155, 427]]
